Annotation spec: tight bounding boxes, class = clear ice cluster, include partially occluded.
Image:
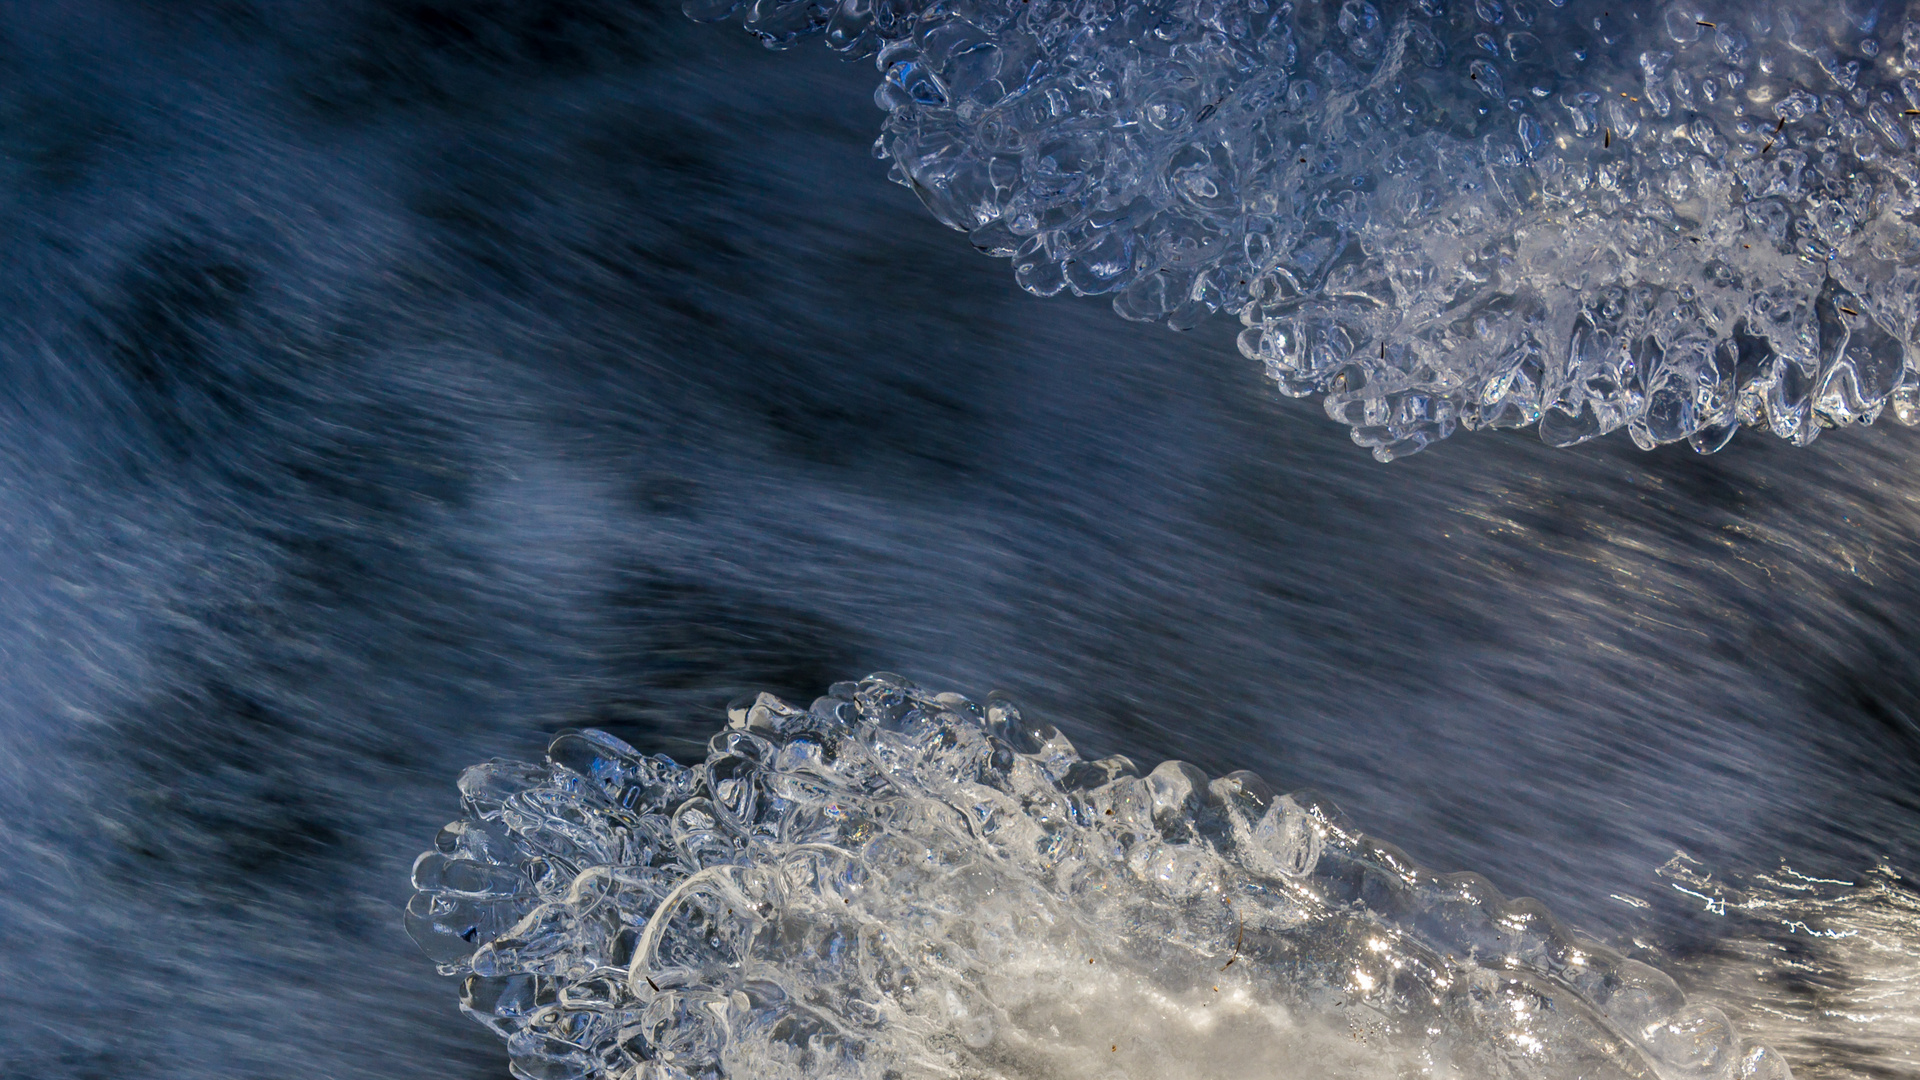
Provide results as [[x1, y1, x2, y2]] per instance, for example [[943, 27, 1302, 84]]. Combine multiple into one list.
[[408, 674, 1792, 1080], [689, 0, 1920, 458]]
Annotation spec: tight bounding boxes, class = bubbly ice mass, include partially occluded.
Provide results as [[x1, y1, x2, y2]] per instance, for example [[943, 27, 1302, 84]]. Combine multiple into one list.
[[408, 676, 1791, 1080], [692, 0, 1920, 458]]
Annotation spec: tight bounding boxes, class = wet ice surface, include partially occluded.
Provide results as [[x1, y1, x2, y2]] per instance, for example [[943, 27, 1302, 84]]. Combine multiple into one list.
[[410, 676, 1791, 1080], [700, 0, 1920, 458]]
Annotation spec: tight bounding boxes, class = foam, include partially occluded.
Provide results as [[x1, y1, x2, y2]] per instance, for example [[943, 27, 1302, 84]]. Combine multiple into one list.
[[691, 0, 1920, 458], [407, 675, 1789, 1080]]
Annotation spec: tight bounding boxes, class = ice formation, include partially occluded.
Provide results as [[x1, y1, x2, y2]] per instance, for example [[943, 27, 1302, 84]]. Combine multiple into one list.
[[408, 674, 1792, 1080], [689, 0, 1920, 458]]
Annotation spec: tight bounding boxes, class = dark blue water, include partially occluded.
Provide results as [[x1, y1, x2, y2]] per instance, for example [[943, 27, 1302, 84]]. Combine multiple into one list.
[[0, 2, 1915, 1077]]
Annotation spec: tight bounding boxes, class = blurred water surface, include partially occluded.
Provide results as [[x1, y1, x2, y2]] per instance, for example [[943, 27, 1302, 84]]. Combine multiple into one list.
[[0, 2, 1915, 1078]]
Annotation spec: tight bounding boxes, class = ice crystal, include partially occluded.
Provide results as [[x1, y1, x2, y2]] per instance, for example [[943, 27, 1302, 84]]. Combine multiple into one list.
[[408, 675, 1790, 1080], [695, 0, 1920, 458]]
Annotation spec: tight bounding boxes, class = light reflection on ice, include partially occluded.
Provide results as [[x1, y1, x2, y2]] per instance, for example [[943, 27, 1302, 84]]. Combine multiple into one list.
[[1651, 856, 1920, 1079]]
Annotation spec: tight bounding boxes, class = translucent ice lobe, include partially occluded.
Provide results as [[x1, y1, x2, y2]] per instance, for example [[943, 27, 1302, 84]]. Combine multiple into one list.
[[407, 675, 1788, 1080], [699, 0, 1920, 459]]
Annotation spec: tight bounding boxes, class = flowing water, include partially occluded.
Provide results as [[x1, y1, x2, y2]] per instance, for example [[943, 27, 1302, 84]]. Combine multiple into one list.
[[0, 2, 1916, 1078]]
